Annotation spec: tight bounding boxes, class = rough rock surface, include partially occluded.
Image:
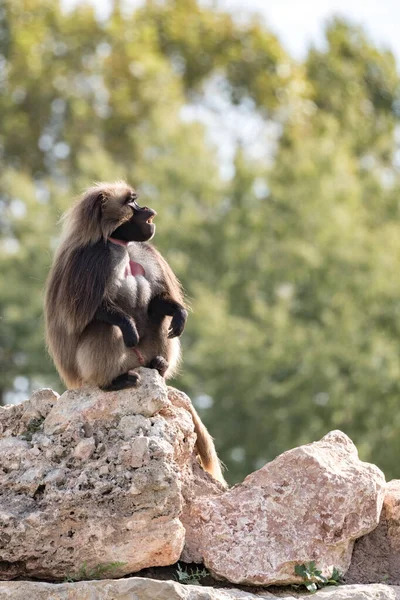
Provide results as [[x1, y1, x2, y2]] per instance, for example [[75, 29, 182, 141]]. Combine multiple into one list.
[[0, 579, 398, 600], [0, 378, 389, 588], [184, 431, 386, 586], [169, 387, 227, 564], [0, 369, 197, 581], [346, 479, 400, 585]]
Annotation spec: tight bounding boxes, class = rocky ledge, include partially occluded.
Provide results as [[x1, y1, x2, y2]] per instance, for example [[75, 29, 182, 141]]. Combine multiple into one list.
[[0, 579, 398, 599], [0, 367, 398, 595]]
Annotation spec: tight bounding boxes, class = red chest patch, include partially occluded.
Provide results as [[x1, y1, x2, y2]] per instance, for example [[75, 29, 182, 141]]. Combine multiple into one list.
[[125, 260, 145, 278]]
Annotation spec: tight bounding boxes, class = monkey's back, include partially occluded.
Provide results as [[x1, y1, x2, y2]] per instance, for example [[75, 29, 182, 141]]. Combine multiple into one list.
[[44, 265, 82, 388], [44, 239, 114, 388]]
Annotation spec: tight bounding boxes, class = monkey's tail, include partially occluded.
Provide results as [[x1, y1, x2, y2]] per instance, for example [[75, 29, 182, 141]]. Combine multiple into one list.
[[168, 388, 227, 487], [189, 403, 227, 486]]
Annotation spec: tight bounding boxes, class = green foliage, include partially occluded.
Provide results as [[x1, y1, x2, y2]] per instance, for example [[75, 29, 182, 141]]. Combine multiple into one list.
[[64, 561, 127, 582], [307, 18, 399, 160], [1, 0, 400, 485], [175, 562, 209, 586], [294, 562, 342, 593]]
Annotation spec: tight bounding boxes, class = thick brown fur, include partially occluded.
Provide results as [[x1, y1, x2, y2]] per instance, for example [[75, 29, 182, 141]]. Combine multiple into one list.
[[44, 181, 226, 485], [168, 388, 226, 486]]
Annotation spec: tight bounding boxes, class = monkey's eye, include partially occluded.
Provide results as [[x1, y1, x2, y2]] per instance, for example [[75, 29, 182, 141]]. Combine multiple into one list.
[[125, 192, 139, 205]]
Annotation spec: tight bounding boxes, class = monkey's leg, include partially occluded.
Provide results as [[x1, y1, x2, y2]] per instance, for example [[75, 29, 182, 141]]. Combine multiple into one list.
[[139, 318, 180, 379], [148, 356, 169, 377], [76, 322, 142, 389], [101, 370, 140, 391]]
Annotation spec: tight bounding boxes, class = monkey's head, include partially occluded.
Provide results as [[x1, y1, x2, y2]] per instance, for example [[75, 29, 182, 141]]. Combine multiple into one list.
[[103, 184, 157, 243], [64, 182, 157, 245]]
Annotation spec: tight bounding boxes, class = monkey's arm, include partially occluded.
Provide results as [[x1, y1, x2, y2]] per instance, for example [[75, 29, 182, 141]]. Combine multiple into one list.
[[148, 296, 188, 338], [95, 304, 139, 347], [140, 243, 187, 338], [47, 240, 114, 334]]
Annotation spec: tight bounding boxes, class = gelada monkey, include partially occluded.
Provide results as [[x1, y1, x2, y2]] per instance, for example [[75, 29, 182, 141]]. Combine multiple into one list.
[[45, 181, 225, 484]]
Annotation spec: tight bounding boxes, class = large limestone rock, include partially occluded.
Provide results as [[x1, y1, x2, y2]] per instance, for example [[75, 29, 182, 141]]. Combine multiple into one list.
[[0, 369, 197, 581], [184, 431, 386, 586], [346, 479, 400, 584], [0, 579, 398, 600], [0, 376, 388, 589]]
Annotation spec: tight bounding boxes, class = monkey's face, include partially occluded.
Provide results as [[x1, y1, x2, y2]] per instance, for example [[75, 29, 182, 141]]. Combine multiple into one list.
[[104, 187, 157, 243]]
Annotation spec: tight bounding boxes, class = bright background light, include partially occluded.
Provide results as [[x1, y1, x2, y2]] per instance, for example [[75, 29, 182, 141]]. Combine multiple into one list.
[[62, 0, 400, 60]]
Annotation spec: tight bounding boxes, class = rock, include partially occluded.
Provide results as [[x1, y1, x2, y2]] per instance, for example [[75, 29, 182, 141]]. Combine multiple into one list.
[[73, 437, 96, 460], [180, 460, 226, 563], [0, 368, 197, 581], [167, 388, 227, 564], [0, 388, 59, 438], [346, 479, 400, 585], [43, 374, 168, 435], [0, 579, 398, 600], [0, 377, 388, 589], [184, 430, 386, 586]]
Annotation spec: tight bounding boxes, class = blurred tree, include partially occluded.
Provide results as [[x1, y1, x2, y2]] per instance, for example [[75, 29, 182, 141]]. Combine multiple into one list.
[[307, 18, 399, 162], [1, 0, 400, 485], [0, 0, 225, 397], [179, 18, 400, 482]]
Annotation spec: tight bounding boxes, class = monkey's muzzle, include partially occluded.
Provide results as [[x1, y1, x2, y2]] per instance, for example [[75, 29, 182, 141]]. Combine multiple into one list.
[[139, 207, 157, 224]]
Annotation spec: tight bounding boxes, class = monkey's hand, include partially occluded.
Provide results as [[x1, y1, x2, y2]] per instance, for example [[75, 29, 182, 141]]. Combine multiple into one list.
[[95, 305, 139, 347], [168, 306, 188, 339], [148, 296, 187, 338]]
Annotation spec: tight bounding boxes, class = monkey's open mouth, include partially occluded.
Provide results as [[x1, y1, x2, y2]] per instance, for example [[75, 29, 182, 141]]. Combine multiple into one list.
[[146, 216, 155, 224]]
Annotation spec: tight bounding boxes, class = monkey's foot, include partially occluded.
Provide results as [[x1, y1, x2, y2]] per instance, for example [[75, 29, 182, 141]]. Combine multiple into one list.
[[101, 370, 140, 391], [148, 356, 169, 377]]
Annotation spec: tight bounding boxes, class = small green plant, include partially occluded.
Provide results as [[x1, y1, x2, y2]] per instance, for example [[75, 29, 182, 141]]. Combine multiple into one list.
[[294, 561, 342, 593], [64, 561, 127, 582], [175, 562, 209, 586], [21, 417, 45, 441]]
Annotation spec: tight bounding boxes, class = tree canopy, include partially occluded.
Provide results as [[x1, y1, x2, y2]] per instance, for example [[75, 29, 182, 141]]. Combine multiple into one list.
[[1, 0, 400, 483]]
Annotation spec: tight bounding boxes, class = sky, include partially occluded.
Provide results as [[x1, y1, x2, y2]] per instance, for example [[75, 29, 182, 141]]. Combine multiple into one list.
[[63, 0, 400, 62], [219, 0, 400, 61]]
